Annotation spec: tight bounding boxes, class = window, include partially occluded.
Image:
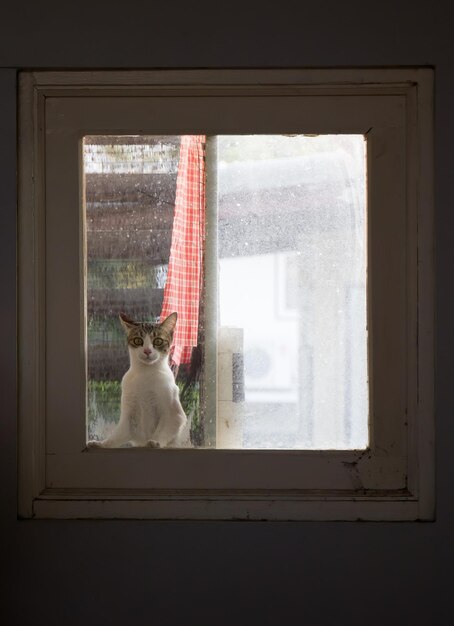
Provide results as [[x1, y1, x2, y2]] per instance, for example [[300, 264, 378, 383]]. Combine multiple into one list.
[[18, 69, 434, 520], [83, 133, 368, 450]]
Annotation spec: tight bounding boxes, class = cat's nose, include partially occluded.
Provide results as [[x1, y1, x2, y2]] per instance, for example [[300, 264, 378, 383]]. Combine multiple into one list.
[[143, 348, 152, 356]]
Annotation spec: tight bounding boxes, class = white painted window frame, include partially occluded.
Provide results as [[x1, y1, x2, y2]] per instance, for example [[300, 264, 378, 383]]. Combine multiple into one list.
[[18, 69, 434, 520]]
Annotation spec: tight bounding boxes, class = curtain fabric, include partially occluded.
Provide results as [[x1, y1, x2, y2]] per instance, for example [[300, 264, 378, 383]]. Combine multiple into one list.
[[160, 135, 206, 366]]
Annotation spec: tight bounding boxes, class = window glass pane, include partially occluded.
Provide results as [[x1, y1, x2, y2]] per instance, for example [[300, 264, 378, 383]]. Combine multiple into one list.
[[217, 135, 368, 449], [83, 136, 204, 447], [83, 134, 367, 451]]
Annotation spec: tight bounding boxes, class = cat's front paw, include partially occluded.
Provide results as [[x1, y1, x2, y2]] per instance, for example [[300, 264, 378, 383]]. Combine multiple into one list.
[[145, 440, 161, 448], [87, 440, 103, 449]]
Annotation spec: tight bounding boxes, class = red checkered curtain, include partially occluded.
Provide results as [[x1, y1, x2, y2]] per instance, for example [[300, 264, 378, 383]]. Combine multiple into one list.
[[160, 135, 206, 366]]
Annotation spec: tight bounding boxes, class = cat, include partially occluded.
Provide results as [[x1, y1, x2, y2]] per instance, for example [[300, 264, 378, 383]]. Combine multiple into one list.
[[88, 312, 189, 448]]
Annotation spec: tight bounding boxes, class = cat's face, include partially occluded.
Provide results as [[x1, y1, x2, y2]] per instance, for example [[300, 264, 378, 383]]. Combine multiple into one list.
[[119, 312, 177, 366]]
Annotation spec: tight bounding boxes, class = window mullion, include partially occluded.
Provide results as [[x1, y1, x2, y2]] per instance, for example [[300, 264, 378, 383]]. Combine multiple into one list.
[[203, 136, 218, 447]]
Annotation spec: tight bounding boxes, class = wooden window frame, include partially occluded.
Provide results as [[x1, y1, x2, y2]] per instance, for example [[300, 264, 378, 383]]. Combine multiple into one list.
[[18, 69, 434, 520]]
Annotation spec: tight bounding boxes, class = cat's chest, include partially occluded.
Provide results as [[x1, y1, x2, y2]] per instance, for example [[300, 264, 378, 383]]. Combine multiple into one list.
[[122, 369, 174, 406]]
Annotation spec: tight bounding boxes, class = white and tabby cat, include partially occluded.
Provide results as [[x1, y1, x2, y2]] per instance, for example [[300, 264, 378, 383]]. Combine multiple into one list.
[[88, 312, 189, 448]]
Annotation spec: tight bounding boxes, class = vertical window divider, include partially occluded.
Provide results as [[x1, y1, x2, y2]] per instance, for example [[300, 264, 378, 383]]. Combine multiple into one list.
[[203, 136, 218, 447]]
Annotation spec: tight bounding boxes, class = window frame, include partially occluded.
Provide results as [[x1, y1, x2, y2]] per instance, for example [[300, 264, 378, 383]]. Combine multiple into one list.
[[18, 69, 434, 520]]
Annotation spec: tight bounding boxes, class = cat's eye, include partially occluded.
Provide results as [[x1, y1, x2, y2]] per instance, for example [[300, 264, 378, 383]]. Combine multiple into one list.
[[153, 337, 164, 347], [132, 337, 143, 346]]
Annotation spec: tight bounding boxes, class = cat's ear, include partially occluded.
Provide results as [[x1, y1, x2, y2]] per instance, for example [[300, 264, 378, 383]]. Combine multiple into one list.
[[160, 312, 177, 335], [119, 313, 138, 332]]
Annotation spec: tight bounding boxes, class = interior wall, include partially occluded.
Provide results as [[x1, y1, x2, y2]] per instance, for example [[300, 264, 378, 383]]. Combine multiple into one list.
[[1, 2, 451, 624]]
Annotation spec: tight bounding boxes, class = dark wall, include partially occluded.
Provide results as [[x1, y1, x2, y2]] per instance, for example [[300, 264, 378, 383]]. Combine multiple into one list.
[[1, 2, 452, 625]]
